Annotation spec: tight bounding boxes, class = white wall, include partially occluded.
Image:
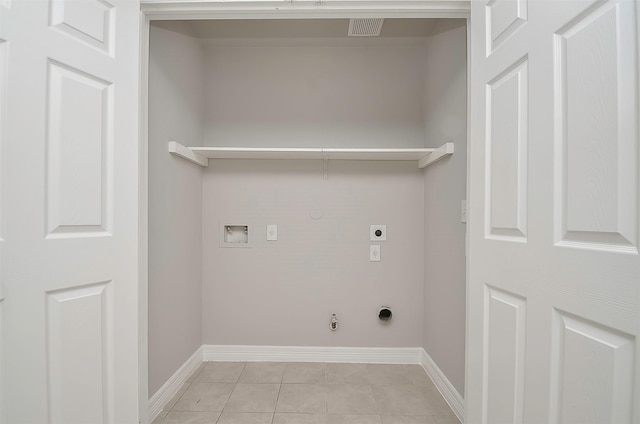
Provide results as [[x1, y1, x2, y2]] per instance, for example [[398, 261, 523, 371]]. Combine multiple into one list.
[[202, 41, 428, 148], [148, 22, 205, 396], [422, 20, 468, 396], [201, 159, 425, 347]]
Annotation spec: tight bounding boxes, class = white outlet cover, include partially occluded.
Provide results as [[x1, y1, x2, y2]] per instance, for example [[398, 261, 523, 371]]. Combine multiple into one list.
[[370, 245, 381, 261], [267, 224, 278, 241], [370, 225, 387, 241]]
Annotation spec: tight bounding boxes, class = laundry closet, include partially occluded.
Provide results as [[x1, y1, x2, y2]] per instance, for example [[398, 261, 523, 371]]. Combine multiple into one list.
[[147, 16, 468, 407]]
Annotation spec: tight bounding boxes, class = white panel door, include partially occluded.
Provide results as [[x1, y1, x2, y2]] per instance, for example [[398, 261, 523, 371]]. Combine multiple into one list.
[[1, 1, 140, 423], [468, 0, 639, 423]]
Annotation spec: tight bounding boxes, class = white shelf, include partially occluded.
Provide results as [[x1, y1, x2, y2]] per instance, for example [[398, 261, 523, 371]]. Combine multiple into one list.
[[193, 146, 324, 160], [168, 141, 454, 169]]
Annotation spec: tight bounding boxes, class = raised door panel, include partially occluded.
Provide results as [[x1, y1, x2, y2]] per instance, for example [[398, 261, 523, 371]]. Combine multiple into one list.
[[486, 0, 527, 55], [483, 286, 526, 424], [45, 60, 112, 238], [554, 0, 638, 252], [486, 57, 528, 241], [46, 282, 112, 424], [550, 310, 635, 424], [49, 0, 114, 55]]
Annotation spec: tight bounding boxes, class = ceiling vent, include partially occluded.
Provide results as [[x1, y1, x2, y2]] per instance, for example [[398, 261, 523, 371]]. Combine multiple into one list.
[[348, 18, 384, 37]]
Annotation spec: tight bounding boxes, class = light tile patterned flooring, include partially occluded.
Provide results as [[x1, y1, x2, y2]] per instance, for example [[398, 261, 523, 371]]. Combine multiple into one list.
[[152, 362, 461, 424]]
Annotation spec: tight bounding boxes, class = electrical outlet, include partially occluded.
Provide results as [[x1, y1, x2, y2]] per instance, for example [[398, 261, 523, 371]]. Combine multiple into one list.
[[370, 245, 381, 262], [370, 225, 386, 241], [267, 224, 277, 241]]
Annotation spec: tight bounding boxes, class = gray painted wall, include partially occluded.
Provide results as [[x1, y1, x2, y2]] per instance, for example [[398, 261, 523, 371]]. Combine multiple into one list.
[[199, 37, 430, 348], [422, 20, 468, 396], [148, 22, 205, 396], [202, 42, 429, 148], [201, 159, 425, 347]]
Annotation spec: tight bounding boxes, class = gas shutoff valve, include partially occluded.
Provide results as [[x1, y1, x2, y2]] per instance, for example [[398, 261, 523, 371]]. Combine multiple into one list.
[[330, 314, 338, 331]]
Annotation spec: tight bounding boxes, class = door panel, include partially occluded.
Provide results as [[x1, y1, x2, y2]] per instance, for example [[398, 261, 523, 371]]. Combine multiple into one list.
[[49, 0, 115, 54], [45, 59, 113, 237], [553, 0, 638, 251], [486, 56, 528, 241], [486, 0, 528, 55], [2, 1, 140, 423], [46, 282, 113, 424], [484, 286, 526, 424], [468, 0, 639, 423], [549, 310, 635, 424]]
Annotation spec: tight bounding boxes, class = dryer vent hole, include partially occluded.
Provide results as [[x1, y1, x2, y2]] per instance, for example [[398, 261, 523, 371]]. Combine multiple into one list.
[[379, 308, 392, 321]]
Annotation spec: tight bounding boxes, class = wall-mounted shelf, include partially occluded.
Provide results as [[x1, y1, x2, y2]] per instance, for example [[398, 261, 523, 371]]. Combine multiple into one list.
[[168, 141, 454, 169]]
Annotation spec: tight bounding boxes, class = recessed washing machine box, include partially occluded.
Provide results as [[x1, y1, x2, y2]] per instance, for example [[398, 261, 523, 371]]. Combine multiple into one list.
[[223, 225, 249, 244]]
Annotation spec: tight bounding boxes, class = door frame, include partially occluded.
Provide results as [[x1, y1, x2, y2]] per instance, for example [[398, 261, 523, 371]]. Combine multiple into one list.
[[138, 2, 472, 422]]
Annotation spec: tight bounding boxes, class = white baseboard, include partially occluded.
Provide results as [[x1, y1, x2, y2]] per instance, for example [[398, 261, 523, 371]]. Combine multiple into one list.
[[202, 345, 423, 364], [420, 349, 465, 422], [148, 346, 203, 423]]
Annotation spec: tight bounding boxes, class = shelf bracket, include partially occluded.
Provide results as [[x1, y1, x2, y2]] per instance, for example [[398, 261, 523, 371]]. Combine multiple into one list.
[[168, 141, 208, 167], [418, 142, 454, 169]]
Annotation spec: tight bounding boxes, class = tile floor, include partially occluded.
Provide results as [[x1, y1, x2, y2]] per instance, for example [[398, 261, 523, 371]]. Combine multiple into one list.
[[152, 362, 461, 424]]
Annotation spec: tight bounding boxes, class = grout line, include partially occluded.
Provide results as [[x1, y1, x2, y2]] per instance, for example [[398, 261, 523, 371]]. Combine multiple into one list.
[[371, 383, 381, 415], [237, 362, 248, 384], [225, 380, 238, 412], [169, 381, 191, 412], [276, 362, 286, 418], [273, 379, 283, 420], [324, 380, 328, 414], [192, 362, 206, 381]]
